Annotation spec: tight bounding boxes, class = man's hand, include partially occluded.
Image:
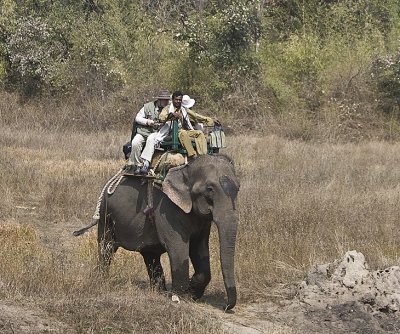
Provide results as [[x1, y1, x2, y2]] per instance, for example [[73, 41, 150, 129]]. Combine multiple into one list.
[[213, 117, 221, 126], [146, 119, 155, 126], [172, 112, 182, 121], [153, 122, 162, 130], [166, 111, 182, 122]]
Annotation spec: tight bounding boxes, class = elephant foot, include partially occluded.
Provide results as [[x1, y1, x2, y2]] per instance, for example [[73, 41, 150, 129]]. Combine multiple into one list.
[[158, 280, 167, 292], [190, 289, 205, 301], [189, 273, 210, 301], [189, 281, 207, 301], [96, 259, 111, 275]]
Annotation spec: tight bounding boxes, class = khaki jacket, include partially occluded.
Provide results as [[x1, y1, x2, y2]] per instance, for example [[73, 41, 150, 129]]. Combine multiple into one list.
[[159, 107, 214, 126], [156, 104, 214, 143]]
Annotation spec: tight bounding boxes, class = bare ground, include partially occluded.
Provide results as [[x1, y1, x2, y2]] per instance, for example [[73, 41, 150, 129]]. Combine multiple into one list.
[[0, 302, 75, 334]]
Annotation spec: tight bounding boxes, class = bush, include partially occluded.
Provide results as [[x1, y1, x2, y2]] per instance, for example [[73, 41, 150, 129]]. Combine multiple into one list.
[[374, 50, 400, 114], [6, 16, 68, 95], [177, 0, 262, 90], [0, 58, 5, 88], [0, 0, 399, 140]]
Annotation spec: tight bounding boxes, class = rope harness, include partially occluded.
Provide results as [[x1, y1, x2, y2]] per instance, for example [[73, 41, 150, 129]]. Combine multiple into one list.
[[92, 149, 186, 221], [92, 167, 158, 221], [153, 152, 169, 176], [78, 152, 188, 236], [92, 167, 125, 220], [143, 179, 155, 222]]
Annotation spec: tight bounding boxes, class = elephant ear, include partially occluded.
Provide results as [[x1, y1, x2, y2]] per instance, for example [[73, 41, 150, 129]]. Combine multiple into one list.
[[162, 166, 192, 213]]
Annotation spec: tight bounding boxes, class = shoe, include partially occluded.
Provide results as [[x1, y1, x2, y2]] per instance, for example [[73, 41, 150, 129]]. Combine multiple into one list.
[[134, 166, 142, 174], [139, 165, 149, 174], [139, 160, 150, 174]]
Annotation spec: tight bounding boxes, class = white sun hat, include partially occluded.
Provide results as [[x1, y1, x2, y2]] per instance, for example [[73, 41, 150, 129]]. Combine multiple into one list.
[[182, 95, 195, 109]]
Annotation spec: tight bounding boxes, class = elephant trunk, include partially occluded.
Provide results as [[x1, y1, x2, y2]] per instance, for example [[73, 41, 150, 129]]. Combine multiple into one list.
[[214, 209, 238, 310]]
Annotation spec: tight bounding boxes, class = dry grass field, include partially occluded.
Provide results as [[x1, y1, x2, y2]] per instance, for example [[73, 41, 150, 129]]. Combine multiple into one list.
[[1, 121, 400, 333]]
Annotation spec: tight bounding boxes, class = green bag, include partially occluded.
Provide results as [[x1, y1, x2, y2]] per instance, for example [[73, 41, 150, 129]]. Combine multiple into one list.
[[209, 125, 226, 148]]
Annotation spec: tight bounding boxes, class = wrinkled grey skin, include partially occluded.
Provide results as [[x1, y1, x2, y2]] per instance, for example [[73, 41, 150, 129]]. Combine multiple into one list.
[[98, 154, 239, 310]]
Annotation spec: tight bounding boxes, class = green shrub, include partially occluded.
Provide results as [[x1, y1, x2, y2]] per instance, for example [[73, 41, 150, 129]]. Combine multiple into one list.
[[177, 0, 262, 87], [6, 16, 68, 95], [375, 50, 400, 114], [0, 59, 5, 88]]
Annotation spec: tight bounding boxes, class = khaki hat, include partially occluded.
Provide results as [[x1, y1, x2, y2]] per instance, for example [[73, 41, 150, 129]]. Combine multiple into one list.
[[155, 89, 171, 100]]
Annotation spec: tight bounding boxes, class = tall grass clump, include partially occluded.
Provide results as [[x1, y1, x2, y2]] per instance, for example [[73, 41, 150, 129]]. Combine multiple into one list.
[[226, 135, 400, 299], [0, 223, 225, 333]]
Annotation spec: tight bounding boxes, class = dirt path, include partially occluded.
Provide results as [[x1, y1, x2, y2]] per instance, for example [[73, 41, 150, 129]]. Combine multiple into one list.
[[197, 301, 296, 334], [0, 302, 75, 334], [196, 294, 400, 334]]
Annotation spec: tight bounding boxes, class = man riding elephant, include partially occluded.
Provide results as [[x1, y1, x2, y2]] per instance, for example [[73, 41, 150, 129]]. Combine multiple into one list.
[[156, 91, 218, 163], [127, 89, 170, 173]]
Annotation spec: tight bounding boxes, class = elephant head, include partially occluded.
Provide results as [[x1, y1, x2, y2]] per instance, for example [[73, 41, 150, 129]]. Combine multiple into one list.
[[162, 155, 240, 309]]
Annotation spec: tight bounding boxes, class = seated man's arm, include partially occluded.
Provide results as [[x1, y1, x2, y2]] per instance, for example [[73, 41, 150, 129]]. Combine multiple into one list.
[[187, 109, 214, 126], [135, 106, 153, 126], [159, 107, 171, 123]]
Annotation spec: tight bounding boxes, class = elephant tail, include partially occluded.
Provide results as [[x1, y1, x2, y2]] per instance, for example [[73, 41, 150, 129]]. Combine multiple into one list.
[[73, 219, 98, 236]]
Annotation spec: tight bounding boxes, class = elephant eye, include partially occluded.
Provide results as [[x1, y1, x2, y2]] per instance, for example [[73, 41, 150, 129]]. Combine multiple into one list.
[[205, 186, 214, 203]]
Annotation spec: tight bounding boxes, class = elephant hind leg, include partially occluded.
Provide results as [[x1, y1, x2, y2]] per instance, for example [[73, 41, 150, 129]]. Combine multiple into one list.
[[97, 213, 117, 273], [141, 252, 166, 291]]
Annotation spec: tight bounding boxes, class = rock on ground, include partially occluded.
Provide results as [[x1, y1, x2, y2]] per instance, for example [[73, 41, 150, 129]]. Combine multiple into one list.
[[299, 250, 400, 313]]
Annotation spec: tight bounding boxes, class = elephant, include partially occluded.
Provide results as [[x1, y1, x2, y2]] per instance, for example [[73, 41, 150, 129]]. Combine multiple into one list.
[[97, 154, 240, 310]]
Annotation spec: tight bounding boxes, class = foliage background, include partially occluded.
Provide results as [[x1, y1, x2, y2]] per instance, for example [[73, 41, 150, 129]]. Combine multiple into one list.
[[0, 0, 399, 141]]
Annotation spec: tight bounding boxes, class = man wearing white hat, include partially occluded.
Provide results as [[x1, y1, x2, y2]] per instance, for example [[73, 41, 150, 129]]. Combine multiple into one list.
[[181, 94, 216, 131], [156, 91, 216, 162]]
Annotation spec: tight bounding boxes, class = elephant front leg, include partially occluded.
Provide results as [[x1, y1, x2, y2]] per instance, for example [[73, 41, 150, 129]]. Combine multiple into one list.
[[167, 248, 190, 295], [189, 235, 211, 300]]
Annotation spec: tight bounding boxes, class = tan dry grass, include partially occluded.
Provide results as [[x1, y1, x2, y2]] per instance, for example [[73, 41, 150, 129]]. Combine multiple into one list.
[[1, 123, 400, 331], [0, 224, 225, 333], [0, 126, 123, 221], [226, 135, 400, 299], [0, 126, 229, 332]]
